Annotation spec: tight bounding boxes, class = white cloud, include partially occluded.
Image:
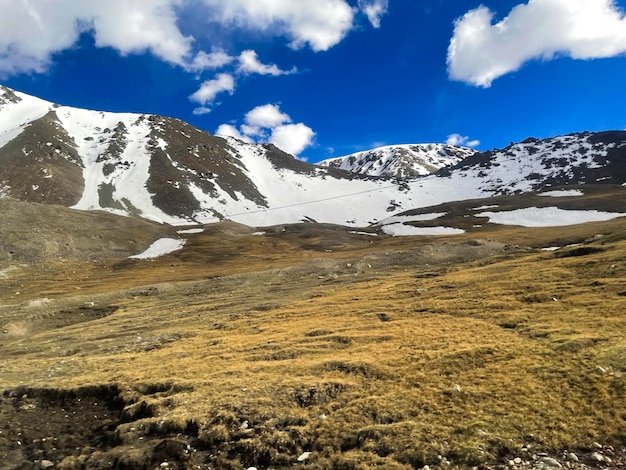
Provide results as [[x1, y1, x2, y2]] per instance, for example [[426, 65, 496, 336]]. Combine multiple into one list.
[[238, 50, 296, 76], [245, 104, 291, 127], [0, 0, 192, 76], [90, 1, 192, 64], [448, 0, 626, 87], [446, 133, 480, 148], [216, 124, 254, 143], [358, 0, 389, 28], [0, 0, 363, 77], [270, 123, 316, 157], [187, 49, 235, 72], [0, 0, 390, 78], [189, 73, 235, 109], [217, 104, 315, 157], [189, 63, 297, 114], [201, 0, 356, 52], [192, 106, 213, 115]]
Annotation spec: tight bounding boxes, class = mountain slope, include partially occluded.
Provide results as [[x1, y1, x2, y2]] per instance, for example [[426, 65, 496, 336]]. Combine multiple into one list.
[[0, 85, 381, 225], [0, 198, 173, 262], [317, 143, 477, 179], [1, 86, 625, 227]]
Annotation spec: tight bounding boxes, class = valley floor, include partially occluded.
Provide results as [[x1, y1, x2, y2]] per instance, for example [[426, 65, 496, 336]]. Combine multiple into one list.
[[1, 218, 625, 470]]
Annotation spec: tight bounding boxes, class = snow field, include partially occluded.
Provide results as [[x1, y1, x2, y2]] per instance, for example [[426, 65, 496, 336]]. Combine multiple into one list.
[[477, 207, 625, 227], [382, 224, 465, 236], [129, 238, 186, 259]]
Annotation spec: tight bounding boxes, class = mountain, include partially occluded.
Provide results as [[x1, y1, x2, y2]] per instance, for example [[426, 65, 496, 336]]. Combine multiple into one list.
[[441, 132, 626, 191], [1, 85, 625, 227], [317, 143, 477, 179], [0, 85, 372, 226]]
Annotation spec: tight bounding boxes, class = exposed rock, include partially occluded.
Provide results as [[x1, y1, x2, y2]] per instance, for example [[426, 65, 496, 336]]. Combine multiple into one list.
[[540, 456, 562, 467], [591, 452, 604, 462], [297, 451, 312, 462]]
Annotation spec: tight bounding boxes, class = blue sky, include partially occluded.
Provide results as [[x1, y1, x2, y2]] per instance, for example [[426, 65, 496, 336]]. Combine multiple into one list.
[[2, 0, 626, 162]]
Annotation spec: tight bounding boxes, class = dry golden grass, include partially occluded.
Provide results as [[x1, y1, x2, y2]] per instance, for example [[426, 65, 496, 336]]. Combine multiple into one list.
[[1, 218, 625, 469]]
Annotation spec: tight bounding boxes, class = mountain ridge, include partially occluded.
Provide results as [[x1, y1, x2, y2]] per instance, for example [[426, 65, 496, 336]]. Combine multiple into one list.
[[1, 85, 625, 228], [318, 143, 477, 179]]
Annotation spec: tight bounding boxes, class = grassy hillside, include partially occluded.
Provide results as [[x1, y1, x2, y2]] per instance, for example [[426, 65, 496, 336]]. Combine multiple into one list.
[[1, 196, 625, 469]]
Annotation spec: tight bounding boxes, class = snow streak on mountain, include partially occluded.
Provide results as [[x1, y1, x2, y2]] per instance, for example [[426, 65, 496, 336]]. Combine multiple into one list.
[[1, 86, 625, 228]]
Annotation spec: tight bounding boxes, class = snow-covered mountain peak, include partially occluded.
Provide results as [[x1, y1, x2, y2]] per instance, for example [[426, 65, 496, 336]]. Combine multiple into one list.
[[447, 131, 626, 192], [318, 143, 478, 179]]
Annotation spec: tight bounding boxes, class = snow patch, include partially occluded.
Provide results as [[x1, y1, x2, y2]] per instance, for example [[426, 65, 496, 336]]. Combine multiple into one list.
[[350, 231, 378, 237], [129, 238, 186, 259], [378, 213, 446, 225], [382, 224, 465, 236], [538, 189, 584, 197], [177, 228, 204, 234], [478, 207, 625, 227]]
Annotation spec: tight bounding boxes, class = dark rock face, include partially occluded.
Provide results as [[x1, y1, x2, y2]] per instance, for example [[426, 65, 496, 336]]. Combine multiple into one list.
[[0, 110, 84, 206]]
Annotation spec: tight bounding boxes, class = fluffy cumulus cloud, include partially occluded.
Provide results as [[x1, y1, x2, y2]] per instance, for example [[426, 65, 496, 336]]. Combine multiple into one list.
[[0, 0, 192, 76], [201, 0, 356, 52], [215, 124, 254, 143], [188, 52, 296, 112], [216, 104, 315, 158], [238, 50, 296, 76], [448, 0, 626, 87], [446, 133, 480, 148], [189, 74, 235, 114], [245, 104, 292, 128], [358, 0, 389, 28], [0, 0, 392, 76], [0, 0, 390, 76], [270, 123, 316, 157], [187, 49, 235, 73]]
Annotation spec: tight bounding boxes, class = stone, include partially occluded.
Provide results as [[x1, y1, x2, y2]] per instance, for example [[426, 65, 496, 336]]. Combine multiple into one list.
[[591, 452, 604, 462], [567, 453, 579, 462], [540, 457, 562, 467], [297, 452, 312, 462]]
